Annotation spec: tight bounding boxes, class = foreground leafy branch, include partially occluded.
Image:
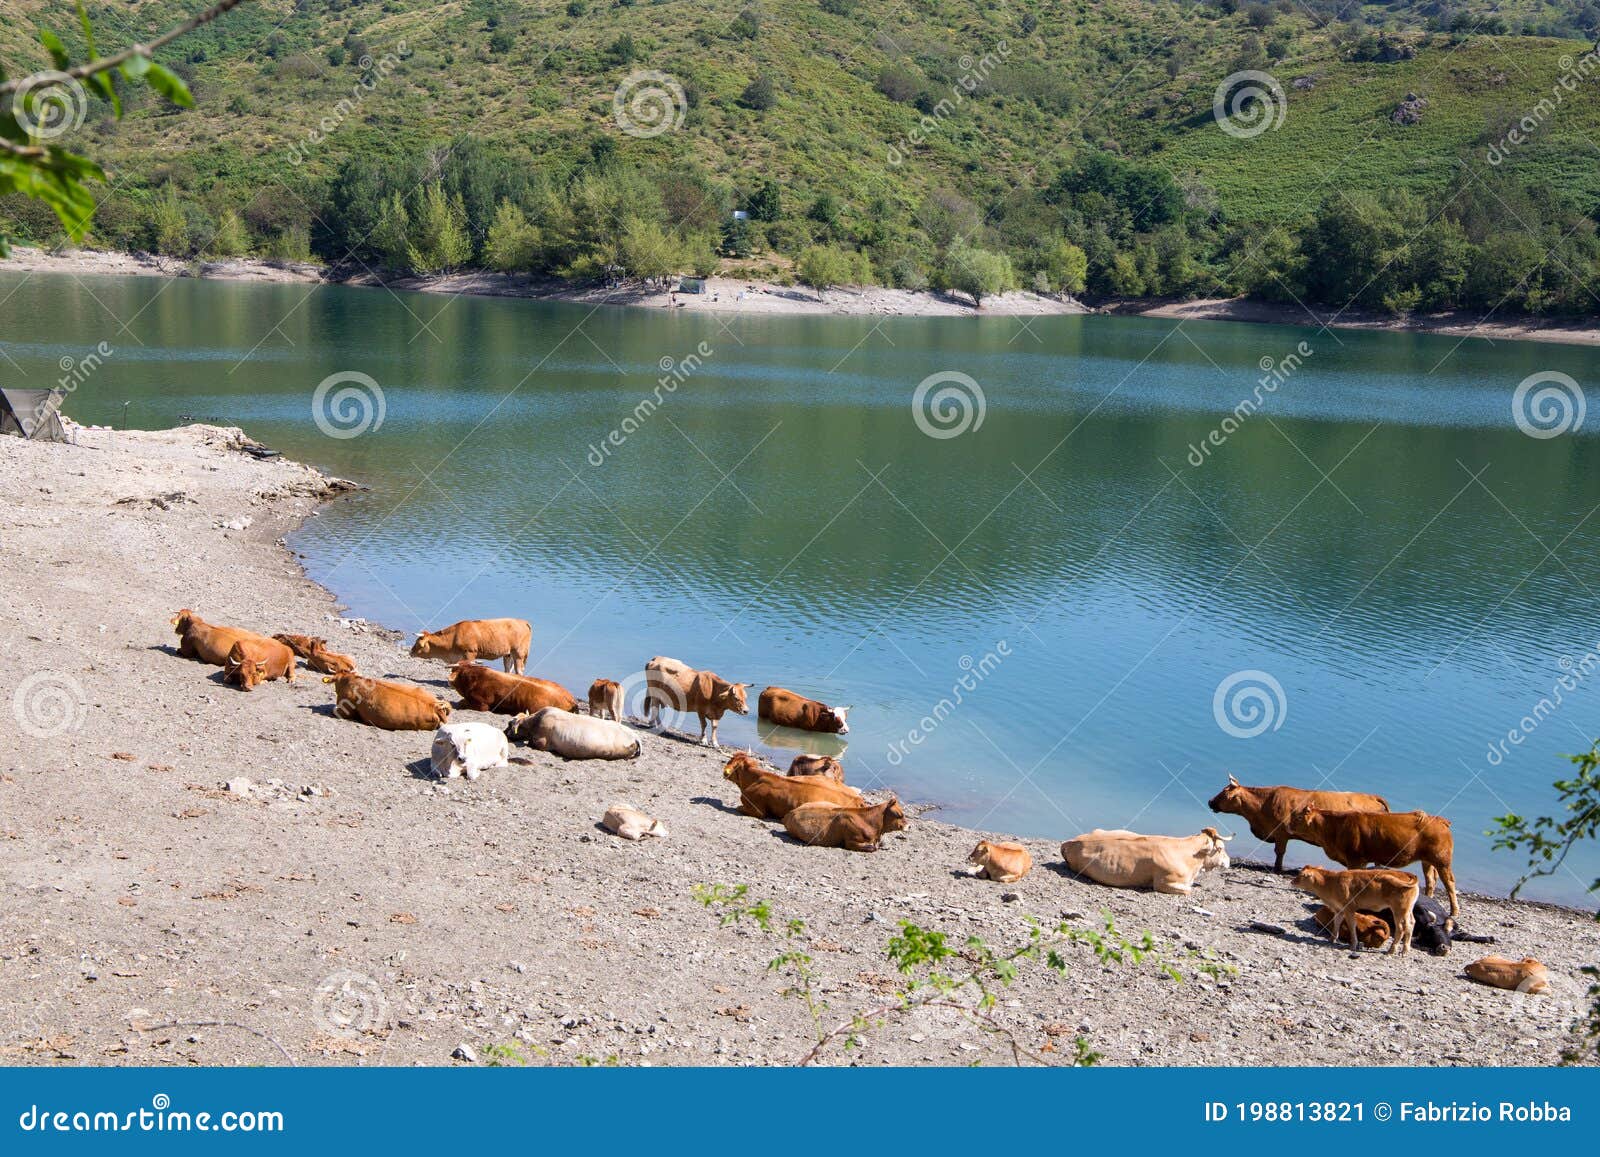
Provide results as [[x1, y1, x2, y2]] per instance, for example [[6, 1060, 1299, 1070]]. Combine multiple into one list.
[[694, 882, 1233, 1066]]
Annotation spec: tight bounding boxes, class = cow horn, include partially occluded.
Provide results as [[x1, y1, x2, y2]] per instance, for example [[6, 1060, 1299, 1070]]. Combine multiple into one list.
[[1216, 831, 1234, 842], [1227, 773, 1239, 786]]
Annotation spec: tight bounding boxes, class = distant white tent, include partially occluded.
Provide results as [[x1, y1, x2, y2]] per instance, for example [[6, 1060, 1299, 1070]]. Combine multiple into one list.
[[0, 387, 67, 442]]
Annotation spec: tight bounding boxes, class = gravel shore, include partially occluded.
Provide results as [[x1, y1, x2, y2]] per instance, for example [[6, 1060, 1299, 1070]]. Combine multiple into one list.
[[1, 426, 1595, 1067]]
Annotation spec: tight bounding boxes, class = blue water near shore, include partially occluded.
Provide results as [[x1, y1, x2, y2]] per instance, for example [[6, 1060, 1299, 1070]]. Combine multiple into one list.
[[4, 269, 1598, 904]]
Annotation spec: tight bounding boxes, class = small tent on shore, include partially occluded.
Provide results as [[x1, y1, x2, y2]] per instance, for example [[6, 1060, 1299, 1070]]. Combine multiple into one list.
[[0, 387, 68, 442]]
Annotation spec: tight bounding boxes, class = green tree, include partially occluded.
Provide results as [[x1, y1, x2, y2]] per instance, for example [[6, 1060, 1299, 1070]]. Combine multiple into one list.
[[795, 244, 855, 296], [149, 186, 189, 256], [406, 185, 472, 274], [944, 243, 1015, 308], [1038, 238, 1088, 295], [372, 191, 411, 271], [739, 74, 776, 111], [208, 208, 250, 257], [617, 216, 682, 282], [484, 200, 542, 273]]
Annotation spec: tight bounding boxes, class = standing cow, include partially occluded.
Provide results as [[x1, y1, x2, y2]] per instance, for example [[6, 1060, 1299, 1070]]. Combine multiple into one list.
[[411, 618, 531, 674], [642, 656, 748, 746], [1207, 774, 1389, 872]]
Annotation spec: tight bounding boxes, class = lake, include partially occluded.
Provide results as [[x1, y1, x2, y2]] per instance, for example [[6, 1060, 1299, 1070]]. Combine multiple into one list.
[[4, 270, 1597, 904]]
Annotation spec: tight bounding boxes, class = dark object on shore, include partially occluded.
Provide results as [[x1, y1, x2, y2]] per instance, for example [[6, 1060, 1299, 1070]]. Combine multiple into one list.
[[0, 387, 67, 442], [241, 441, 280, 460], [1247, 920, 1288, 936]]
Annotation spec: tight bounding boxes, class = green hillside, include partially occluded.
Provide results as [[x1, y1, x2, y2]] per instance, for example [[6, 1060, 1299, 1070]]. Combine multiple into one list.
[[3, 1, 1599, 314]]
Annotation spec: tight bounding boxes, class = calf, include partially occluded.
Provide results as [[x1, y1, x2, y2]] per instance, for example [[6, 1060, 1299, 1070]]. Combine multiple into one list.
[[758, 687, 850, 734], [1207, 774, 1390, 872], [968, 840, 1032, 883], [1464, 956, 1551, 993], [588, 678, 623, 721], [411, 618, 531, 673], [722, 752, 863, 819], [324, 673, 450, 731], [170, 609, 271, 666], [449, 661, 577, 715], [788, 753, 844, 782], [1289, 805, 1459, 921], [1312, 905, 1390, 950], [603, 805, 668, 841], [783, 799, 907, 852], [222, 637, 297, 691], [1292, 865, 1418, 954], [274, 633, 356, 675]]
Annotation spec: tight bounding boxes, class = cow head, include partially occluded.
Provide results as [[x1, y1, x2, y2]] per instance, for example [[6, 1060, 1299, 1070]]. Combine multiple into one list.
[[967, 840, 992, 866], [722, 681, 751, 715], [1287, 804, 1322, 838], [170, 608, 197, 633], [880, 797, 909, 835], [1198, 826, 1233, 871], [410, 632, 438, 659], [447, 660, 479, 688], [722, 751, 762, 782], [225, 654, 264, 690], [1291, 865, 1331, 894], [316, 648, 357, 675], [820, 704, 851, 734], [1206, 773, 1247, 815]]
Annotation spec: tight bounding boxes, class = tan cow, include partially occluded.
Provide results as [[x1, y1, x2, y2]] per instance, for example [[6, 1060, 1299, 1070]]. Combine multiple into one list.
[[1464, 956, 1551, 993], [783, 799, 907, 852], [759, 687, 850, 734], [588, 678, 623, 721], [324, 673, 450, 731], [968, 840, 1033, 883], [1289, 806, 1459, 921], [449, 661, 577, 715], [1312, 904, 1391, 950], [722, 752, 863, 819], [642, 656, 748, 746], [1061, 828, 1233, 895], [222, 637, 297, 691], [788, 753, 845, 782], [170, 609, 271, 666], [411, 618, 531, 673], [505, 707, 641, 760], [1207, 774, 1390, 871], [603, 805, 667, 841], [273, 633, 356, 675], [1293, 865, 1418, 954]]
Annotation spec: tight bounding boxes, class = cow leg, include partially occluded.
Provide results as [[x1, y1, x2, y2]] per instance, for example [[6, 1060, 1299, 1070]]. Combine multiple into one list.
[[1439, 865, 1460, 924], [697, 714, 710, 745], [1274, 839, 1288, 872], [844, 839, 880, 852], [736, 800, 764, 818], [502, 655, 513, 673], [1154, 877, 1191, 895], [1421, 863, 1438, 898]]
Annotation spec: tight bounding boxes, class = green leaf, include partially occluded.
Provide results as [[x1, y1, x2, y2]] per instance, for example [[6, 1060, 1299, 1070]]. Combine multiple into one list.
[[121, 54, 150, 80], [144, 63, 193, 108], [75, 0, 97, 60], [40, 29, 71, 71]]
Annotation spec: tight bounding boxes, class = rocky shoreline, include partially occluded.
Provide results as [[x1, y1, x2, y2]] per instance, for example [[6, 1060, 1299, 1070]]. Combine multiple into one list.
[[0, 425, 1595, 1067]]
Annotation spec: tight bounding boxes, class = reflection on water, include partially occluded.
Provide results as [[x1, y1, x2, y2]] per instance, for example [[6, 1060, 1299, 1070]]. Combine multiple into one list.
[[4, 270, 1597, 903]]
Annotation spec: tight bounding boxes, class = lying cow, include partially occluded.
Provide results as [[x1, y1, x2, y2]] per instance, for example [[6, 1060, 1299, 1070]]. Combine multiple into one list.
[[449, 661, 577, 715], [411, 618, 531, 674], [1313, 904, 1391, 950], [1327, 895, 1495, 956], [643, 656, 748, 746], [1289, 805, 1459, 922], [506, 707, 642, 760], [170, 609, 271, 666], [1060, 828, 1233, 895], [429, 721, 511, 780], [968, 840, 1032, 883], [1293, 865, 1418, 954], [788, 753, 845, 781], [222, 637, 297, 691], [1465, 956, 1551, 994], [758, 687, 850, 734], [783, 799, 906, 852], [324, 672, 450, 731], [588, 678, 623, 721], [1207, 774, 1390, 872], [272, 633, 356, 675], [722, 752, 863, 819], [603, 805, 667, 841]]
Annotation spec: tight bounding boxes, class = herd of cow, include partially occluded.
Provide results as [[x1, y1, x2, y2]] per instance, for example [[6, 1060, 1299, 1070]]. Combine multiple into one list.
[[166, 611, 1552, 993]]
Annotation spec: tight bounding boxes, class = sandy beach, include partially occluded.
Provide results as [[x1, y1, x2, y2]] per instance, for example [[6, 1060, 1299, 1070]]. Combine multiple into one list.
[[0, 424, 1595, 1068]]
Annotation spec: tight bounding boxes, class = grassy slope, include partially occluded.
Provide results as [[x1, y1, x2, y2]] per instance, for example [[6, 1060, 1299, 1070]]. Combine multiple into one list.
[[3, 1, 1599, 237]]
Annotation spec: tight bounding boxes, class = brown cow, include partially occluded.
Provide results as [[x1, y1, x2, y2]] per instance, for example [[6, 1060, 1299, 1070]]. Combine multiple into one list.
[[1293, 865, 1418, 954], [1289, 806, 1459, 921], [272, 633, 356, 675], [1465, 956, 1551, 993], [222, 637, 297, 691], [722, 752, 863, 819], [1207, 774, 1390, 872], [1312, 904, 1390, 949], [788, 753, 845, 782], [170, 609, 271, 666], [411, 618, 531, 673], [758, 686, 850, 734], [968, 840, 1032, 883], [588, 678, 623, 721], [644, 656, 749, 746], [783, 799, 907, 852], [449, 661, 577, 715], [324, 673, 450, 731]]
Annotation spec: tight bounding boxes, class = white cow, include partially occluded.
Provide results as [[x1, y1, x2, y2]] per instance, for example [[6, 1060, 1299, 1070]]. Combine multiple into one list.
[[430, 722, 511, 780], [1060, 827, 1233, 894]]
